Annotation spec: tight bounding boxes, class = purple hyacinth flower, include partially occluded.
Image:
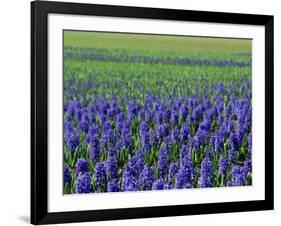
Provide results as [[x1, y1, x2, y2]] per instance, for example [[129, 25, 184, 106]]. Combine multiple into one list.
[[191, 105, 203, 122], [168, 162, 179, 184], [108, 145, 118, 157], [122, 133, 132, 150], [86, 124, 99, 143], [180, 145, 190, 163], [123, 175, 138, 191], [175, 151, 193, 189], [171, 110, 178, 125], [101, 121, 115, 147], [75, 173, 91, 193], [225, 104, 233, 118], [218, 157, 229, 175], [128, 100, 141, 121], [152, 178, 165, 190], [139, 121, 150, 136], [155, 111, 163, 125], [194, 128, 209, 150], [164, 109, 171, 122], [175, 166, 192, 189], [199, 157, 213, 188], [215, 132, 224, 154], [227, 120, 234, 134], [158, 123, 170, 139], [99, 113, 107, 124], [108, 127, 115, 144], [139, 165, 154, 190], [141, 131, 151, 151], [75, 108, 83, 121], [180, 123, 189, 143], [228, 132, 239, 161], [229, 132, 239, 150], [66, 132, 79, 153], [121, 167, 138, 191], [243, 160, 252, 174], [151, 129, 159, 147], [64, 121, 73, 134], [106, 155, 118, 180], [89, 134, 100, 163], [77, 112, 89, 133], [182, 154, 194, 175], [94, 162, 107, 192], [236, 129, 244, 145], [107, 179, 119, 192], [231, 165, 246, 186], [163, 135, 172, 147], [198, 118, 211, 132], [228, 147, 237, 162], [136, 148, 145, 173], [75, 158, 89, 175], [126, 155, 139, 177], [158, 146, 169, 178], [171, 128, 179, 143], [179, 104, 188, 121], [122, 121, 132, 149], [144, 109, 153, 123]]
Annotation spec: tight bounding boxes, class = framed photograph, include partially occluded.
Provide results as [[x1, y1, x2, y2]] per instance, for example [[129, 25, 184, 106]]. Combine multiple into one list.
[[31, 0, 274, 224]]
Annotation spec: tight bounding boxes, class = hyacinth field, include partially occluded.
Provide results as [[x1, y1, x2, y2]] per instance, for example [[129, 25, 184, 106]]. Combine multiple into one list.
[[63, 31, 252, 194]]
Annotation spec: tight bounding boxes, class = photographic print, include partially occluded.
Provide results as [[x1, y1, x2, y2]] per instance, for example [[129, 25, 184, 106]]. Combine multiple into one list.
[[31, 1, 273, 224], [63, 31, 252, 194]]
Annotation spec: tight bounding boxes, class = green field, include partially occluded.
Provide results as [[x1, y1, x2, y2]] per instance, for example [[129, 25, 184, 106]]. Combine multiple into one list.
[[64, 31, 251, 54], [64, 31, 251, 101]]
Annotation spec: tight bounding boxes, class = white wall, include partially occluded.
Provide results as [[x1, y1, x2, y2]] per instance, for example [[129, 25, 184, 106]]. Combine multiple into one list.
[[0, 0, 279, 225]]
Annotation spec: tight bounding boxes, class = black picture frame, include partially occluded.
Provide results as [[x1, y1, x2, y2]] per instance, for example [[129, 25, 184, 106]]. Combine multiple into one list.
[[31, 0, 274, 224]]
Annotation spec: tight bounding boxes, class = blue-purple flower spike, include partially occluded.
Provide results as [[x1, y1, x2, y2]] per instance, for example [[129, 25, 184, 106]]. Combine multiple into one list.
[[75, 158, 89, 175], [199, 157, 213, 188], [139, 165, 154, 190], [75, 173, 91, 193]]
